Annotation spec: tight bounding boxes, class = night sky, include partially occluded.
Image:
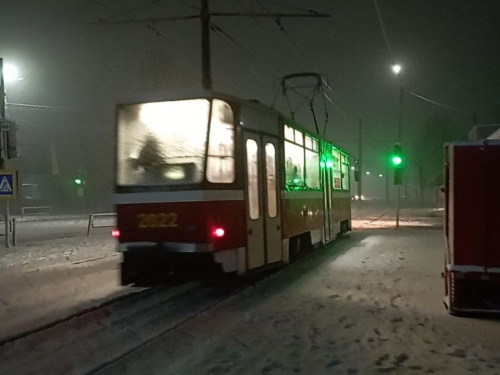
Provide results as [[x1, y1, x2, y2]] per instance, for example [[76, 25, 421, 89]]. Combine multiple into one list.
[[1, 0, 499, 203]]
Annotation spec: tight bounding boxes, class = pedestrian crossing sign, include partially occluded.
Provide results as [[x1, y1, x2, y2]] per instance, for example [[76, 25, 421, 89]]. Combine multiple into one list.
[[0, 170, 18, 199]]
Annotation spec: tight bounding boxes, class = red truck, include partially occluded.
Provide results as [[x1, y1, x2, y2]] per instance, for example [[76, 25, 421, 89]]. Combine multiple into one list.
[[444, 140, 500, 315]]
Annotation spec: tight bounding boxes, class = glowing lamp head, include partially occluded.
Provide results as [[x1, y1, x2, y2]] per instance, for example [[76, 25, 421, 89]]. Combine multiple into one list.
[[392, 64, 402, 75], [111, 229, 121, 238], [212, 227, 225, 238], [3, 63, 19, 82]]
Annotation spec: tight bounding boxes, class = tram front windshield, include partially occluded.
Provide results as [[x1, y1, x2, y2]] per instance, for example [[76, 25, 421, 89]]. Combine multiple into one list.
[[116, 98, 235, 186]]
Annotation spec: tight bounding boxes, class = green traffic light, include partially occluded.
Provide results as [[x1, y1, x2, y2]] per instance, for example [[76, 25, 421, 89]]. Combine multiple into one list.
[[392, 156, 402, 166], [74, 178, 83, 185]]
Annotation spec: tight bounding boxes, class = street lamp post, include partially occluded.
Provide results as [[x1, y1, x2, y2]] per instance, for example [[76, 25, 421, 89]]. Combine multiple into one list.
[[0, 58, 20, 247], [392, 63, 403, 228]]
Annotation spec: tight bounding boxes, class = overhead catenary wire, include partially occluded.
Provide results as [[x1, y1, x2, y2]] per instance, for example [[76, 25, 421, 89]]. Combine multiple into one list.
[[255, 1, 350, 132], [210, 23, 277, 86], [372, 0, 393, 58], [370, 1, 477, 128], [7, 103, 89, 111], [405, 90, 476, 119], [258, 0, 319, 15], [88, 0, 245, 91], [37, 0, 90, 25], [259, 0, 354, 125], [256, 0, 316, 73], [98, 0, 172, 22], [235, 0, 304, 74]]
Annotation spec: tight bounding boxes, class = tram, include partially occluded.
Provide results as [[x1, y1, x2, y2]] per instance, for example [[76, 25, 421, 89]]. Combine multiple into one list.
[[113, 91, 351, 284]]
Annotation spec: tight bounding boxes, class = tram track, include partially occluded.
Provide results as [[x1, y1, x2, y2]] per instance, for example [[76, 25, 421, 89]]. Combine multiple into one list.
[[0, 274, 257, 375], [368, 210, 392, 224]]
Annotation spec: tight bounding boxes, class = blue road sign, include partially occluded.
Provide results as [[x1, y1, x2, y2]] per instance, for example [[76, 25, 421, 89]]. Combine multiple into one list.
[[0, 170, 17, 199]]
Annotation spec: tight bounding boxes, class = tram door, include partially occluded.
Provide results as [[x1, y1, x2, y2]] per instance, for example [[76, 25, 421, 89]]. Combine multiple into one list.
[[322, 163, 335, 241], [244, 132, 283, 270]]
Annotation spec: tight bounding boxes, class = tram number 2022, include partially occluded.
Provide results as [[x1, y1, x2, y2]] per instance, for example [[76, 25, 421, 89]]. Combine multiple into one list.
[[137, 213, 178, 228]]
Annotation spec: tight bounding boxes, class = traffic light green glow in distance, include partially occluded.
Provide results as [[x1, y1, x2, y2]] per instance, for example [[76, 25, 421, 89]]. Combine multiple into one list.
[[391, 156, 402, 166], [74, 178, 83, 185]]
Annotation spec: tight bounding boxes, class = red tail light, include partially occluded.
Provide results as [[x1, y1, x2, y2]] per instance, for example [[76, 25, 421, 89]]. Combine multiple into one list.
[[212, 227, 225, 238], [111, 229, 121, 238]]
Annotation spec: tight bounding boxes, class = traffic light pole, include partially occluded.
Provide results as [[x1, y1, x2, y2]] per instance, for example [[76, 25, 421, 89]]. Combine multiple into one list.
[[396, 87, 404, 229], [357, 118, 362, 200]]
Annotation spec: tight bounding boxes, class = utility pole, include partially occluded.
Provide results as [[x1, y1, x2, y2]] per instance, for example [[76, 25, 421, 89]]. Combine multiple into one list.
[[0, 58, 12, 247], [94, 1, 330, 91], [385, 159, 389, 201], [357, 118, 362, 200], [0, 58, 5, 123]]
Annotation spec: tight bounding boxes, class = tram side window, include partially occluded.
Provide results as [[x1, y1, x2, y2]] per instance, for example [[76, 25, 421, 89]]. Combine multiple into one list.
[[246, 139, 260, 220], [341, 153, 350, 190], [206, 100, 235, 183], [284, 125, 304, 146], [284, 125, 295, 141], [332, 149, 342, 190], [285, 141, 304, 188], [265, 143, 278, 218], [305, 136, 320, 189]]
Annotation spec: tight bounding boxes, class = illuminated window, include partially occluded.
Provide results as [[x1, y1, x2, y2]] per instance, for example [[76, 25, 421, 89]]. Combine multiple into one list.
[[312, 138, 318, 151], [305, 135, 312, 149], [332, 149, 342, 190], [246, 139, 260, 220], [294, 130, 304, 146], [284, 125, 294, 141], [117, 99, 210, 186], [285, 141, 305, 188], [341, 153, 350, 190], [265, 143, 278, 218], [305, 149, 320, 189], [284, 124, 304, 146], [305, 135, 318, 151], [206, 100, 235, 183]]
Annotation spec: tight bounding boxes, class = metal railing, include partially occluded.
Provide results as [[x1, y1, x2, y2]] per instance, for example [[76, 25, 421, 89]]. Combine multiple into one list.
[[87, 213, 116, 236], [21, 206, 52, 216], [0, 218, 16, 246]]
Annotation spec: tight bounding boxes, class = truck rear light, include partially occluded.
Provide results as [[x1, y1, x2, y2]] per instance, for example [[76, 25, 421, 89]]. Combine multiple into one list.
[[111, 229, 121, 238], [212, 227, 225, 238]]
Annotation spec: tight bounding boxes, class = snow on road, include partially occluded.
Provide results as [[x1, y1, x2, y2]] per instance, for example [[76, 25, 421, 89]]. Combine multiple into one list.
[[1, 207, 499, 375], [98, 226, 500, 375]]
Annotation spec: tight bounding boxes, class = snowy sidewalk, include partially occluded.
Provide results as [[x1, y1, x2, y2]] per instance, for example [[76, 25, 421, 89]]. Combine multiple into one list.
[[0, 235, 116, 276]]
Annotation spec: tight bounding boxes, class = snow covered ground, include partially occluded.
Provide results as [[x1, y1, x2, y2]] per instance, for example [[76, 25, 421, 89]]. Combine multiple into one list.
[[99, 216, 500, 375], [1, 205, 500, 374]]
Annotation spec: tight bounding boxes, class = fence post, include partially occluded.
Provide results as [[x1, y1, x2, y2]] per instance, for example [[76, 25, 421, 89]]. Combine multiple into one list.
[[12, 218, 16, 246], [87, 214, 93, 236]]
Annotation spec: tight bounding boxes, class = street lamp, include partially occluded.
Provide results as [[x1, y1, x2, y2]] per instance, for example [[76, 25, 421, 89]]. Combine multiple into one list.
[[392, 63, 402, 75], [3, 63, 19, 83]]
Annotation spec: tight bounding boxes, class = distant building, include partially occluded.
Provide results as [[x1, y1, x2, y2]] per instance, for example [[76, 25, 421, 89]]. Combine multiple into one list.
[[468, 124, 500, 140]]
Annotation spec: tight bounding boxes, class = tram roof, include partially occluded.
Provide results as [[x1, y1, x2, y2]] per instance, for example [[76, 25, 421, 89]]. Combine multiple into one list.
[[114, 89, 352, 157]]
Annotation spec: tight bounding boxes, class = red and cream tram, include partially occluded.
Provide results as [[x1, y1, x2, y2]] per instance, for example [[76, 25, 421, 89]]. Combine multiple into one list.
[[114, 91, 351, 284]]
